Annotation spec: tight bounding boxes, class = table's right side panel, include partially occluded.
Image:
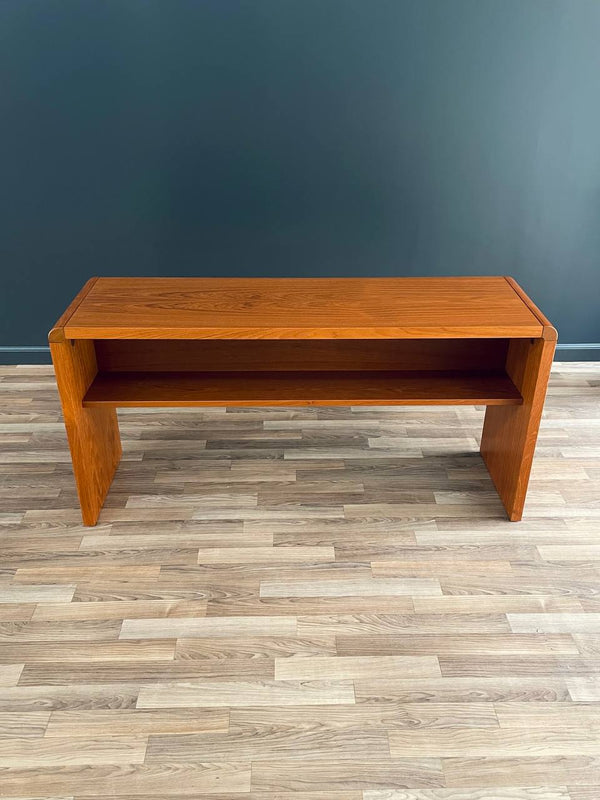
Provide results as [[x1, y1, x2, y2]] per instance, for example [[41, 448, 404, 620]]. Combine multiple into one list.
[[481, 334, 556, 521]]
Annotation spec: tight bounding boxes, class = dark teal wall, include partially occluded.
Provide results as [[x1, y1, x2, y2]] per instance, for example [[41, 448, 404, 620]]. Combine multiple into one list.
[[2, 0, 599, 361]]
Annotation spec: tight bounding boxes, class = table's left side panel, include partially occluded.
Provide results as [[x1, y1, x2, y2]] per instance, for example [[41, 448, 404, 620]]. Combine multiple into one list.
[[49, 337, 121, 526]]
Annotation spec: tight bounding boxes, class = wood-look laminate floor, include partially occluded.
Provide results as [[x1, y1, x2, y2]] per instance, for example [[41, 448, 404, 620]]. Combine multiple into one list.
[[0, 362, 598, 799]]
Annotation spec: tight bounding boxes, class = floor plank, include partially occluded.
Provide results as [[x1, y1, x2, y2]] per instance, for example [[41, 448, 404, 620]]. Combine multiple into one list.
[[0, 762, 251, 795], [250, 758, 444, 791], [136, 679, 356, 708], [389, 726, 600, 756], [274, 654, 441, 680], [44, 708, 229, 737], [363, 791, 570, 799]]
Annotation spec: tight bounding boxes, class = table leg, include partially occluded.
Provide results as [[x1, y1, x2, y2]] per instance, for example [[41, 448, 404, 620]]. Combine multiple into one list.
[[481, 336, 555, 521], [50, 339, 121, 526]]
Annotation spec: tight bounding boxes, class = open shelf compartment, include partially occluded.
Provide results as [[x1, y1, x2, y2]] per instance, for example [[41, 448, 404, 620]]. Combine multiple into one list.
[[83, 369, 522, 407], [83, 338, 523, 407]]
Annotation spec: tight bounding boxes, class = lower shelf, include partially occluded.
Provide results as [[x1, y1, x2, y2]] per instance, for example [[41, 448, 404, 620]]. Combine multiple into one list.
[[83, 370, 523, 407]]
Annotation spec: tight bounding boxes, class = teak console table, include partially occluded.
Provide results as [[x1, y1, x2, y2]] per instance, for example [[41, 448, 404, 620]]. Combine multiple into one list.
[[49, 276, 556, 526]]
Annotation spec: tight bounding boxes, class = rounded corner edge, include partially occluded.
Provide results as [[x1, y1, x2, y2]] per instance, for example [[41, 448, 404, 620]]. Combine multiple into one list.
[[48, 326, 65, 343]]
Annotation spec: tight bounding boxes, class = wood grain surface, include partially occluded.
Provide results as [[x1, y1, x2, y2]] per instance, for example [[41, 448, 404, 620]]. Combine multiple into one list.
[[0, 360, 597, 798], [57, 276, 547, 340]]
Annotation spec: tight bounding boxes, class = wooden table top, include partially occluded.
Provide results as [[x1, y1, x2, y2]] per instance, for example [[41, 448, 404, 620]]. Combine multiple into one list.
[[50, 276, 555, 341]]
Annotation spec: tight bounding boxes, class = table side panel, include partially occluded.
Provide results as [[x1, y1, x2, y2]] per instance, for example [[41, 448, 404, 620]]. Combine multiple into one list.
[[481, 336, 556, 520], [49, 338, 121, 526]]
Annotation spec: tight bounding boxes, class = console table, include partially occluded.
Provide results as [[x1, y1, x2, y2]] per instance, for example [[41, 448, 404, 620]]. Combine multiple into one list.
[[49, 277, 556, 525]]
